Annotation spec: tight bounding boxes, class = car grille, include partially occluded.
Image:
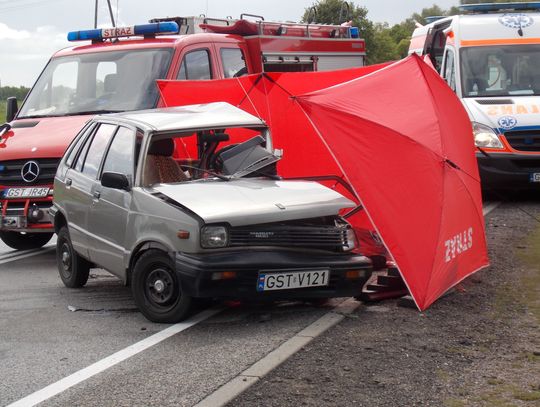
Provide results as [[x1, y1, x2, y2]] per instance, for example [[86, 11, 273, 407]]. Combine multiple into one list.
[[229, 224, 348, 251], [0, 158, 59, 186], [504, 130, 540, 152]]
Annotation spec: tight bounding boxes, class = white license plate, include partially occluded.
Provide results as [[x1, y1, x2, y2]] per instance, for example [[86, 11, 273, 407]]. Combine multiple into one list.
[[257, 269, 330, 292], [3, 187, 49, 199], [530, 173, 540, 183]]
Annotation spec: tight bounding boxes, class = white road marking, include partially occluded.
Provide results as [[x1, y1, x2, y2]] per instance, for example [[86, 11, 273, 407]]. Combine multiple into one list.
[[0, 247, 41, 261], [6, 306, 224, 407], [483, 201, 501, 216], [195, 298, 361, 407], [0, 247, 55, 265]]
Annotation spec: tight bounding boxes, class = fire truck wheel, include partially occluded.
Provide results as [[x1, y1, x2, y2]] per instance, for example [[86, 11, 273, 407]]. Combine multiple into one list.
[[132, 249, 192, 323], [56, 227, 90, 288], [0, 231, 53, 250]]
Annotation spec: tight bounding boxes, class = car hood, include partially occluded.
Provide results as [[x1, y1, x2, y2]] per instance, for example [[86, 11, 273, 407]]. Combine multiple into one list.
[[0, 116, 91, 160], [462, 96, 540, 131], [152, 178, 355, 226]]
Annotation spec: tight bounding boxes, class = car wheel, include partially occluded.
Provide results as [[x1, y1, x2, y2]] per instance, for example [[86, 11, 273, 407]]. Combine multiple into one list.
[[131, 249, 192, 323], [0, 231, 53, 250], [56, 226, 90, 288]]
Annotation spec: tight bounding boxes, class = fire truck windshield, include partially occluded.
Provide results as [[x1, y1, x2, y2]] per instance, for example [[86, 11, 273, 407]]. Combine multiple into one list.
[[18, 48, 173, 118], [460, 44, 540, 98]]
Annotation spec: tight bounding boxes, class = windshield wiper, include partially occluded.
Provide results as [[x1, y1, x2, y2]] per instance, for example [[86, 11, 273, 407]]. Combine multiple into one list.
[[181, 165, 231, 181], [64, 110, 123, 116], [16, 114, 56, 119], [17, 110, 123, 119]]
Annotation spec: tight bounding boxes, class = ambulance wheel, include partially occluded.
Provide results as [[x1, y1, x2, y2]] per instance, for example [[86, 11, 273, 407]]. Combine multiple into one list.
[[56, 227, 90, 288], [0, 231, 53, 251], [132, 250, 192, 323]]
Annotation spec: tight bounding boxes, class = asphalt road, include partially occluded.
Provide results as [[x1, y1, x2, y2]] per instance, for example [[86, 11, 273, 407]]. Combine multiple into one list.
[[0, 239, 337, 407], [0, 201, 502, 406]]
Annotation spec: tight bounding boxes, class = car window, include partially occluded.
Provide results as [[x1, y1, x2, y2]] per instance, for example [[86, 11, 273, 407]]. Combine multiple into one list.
[[177, 49, 212, 80], [221, 48, 247, 78], [81, 123, 117, 179], [65, 124, 95, 168], [74, 131, 94, 172], [101, 126, 135, 178]]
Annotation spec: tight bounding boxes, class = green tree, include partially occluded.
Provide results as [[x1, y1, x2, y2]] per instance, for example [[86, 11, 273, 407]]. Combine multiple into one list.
[[0, 86, 29, 101], [302, 0, 377, 63]]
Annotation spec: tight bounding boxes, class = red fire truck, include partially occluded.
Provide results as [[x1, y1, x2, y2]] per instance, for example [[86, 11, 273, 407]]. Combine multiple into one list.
[[0, 15, 366, 250]]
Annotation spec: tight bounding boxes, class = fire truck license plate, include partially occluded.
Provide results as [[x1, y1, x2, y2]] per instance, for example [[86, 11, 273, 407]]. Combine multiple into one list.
[[530, 173, 540, 183], [257, 269, 330, 292], [4, 187, 49, 199]]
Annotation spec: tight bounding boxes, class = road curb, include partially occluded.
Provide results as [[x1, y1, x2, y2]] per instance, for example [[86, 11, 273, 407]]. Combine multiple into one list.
[[194, 298, 361, 407]]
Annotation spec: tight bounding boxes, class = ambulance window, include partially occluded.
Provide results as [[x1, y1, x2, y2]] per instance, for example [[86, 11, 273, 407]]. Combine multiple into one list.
[[101, 126, 136, 178], [177, 50, 212, 80], [221, 48, 247, 78], [443, 49, 456, 92], [81, 124, 117, 179]]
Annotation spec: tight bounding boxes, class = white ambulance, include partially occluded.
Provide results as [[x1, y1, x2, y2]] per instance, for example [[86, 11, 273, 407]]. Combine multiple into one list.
[[409, 2, 540, 190]]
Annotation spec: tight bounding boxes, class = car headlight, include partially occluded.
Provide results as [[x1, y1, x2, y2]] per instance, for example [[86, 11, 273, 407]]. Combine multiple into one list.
[[472, 122, 503, 149], [344, 228, 357, 252], [201, 226, 228, 248]]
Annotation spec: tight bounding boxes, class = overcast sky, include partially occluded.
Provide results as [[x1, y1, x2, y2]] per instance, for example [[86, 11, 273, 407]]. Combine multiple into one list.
[[0, 0, 458, 87]]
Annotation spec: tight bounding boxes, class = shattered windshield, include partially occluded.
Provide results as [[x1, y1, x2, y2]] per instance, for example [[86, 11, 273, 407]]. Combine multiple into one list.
[[18, 48, 173, 118], [142, 129, 280, 186], [460, 44, 540, 97]]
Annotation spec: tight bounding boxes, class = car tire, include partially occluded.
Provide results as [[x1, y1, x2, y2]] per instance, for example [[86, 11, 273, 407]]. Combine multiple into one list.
[[0, 231, 53, 251], [131, 249, 192, 323], [56, 226, 90, 288]]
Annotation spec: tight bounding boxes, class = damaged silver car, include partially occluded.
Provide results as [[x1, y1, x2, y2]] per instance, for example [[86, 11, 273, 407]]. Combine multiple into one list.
[[50, 102, 372, 323]]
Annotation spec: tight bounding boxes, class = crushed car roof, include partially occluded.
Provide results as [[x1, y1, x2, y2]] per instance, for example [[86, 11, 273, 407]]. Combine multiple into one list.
[[96, 102, 266, 132]]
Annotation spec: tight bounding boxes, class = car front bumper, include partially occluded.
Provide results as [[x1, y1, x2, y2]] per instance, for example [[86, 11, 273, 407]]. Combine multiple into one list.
[[477, 153, 540, 190], [175, 249, 373, 300]]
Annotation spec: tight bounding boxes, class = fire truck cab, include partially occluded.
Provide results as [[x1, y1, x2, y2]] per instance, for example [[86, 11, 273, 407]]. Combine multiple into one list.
[[409, 2, 540, 191], [0, 15, 366, 250]]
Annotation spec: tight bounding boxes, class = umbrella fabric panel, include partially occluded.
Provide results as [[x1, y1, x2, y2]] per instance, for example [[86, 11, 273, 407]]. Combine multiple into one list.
[[295, 103, 446, 302], [296, 55, 489, 309]]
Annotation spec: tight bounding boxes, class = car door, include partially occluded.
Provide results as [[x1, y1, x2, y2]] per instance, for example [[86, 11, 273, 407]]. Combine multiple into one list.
[[60, 123, 98, 258], [87, 125, 136, 276], [70, 122, 117, 264]]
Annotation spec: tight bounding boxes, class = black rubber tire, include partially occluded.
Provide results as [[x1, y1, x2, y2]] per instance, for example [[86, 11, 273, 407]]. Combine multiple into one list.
[[131, 249, 192, 323], [56, 226, 90, 288], [0, 231, 53, 251]]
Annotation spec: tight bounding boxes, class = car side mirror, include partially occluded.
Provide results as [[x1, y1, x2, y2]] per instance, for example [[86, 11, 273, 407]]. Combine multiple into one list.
[[101, 172, 130, 191], [6, 97, 18, 123]]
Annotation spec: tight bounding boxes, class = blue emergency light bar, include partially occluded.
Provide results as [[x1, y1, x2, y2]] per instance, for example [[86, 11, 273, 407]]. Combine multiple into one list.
[[67, 21, 179, 42], [425, 16, 447, 24], [459, 2, 540, 13]]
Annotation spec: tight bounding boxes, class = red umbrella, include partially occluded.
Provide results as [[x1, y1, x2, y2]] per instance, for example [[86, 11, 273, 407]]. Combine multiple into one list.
[[295, 54, 489, 309]]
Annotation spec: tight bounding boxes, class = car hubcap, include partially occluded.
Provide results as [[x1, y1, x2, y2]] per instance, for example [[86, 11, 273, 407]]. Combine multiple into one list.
[[154, 279, 165, 293], [61, 243, 72, 273], [146, 268, 176, 305]]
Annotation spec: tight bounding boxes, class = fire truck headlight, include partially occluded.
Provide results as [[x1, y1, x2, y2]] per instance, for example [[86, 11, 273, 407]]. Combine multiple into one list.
[[473, 122, 503, 149]]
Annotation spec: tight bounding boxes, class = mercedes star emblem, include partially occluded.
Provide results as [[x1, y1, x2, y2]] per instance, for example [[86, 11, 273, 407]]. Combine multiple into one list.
[[21, 161, 40, 183]]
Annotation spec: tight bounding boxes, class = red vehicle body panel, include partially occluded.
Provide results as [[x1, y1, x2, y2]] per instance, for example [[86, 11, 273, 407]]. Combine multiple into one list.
[[1, 26, 365, 238]]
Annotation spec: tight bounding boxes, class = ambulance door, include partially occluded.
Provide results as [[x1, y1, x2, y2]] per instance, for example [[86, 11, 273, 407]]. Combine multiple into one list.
[[441, 47, 459, 96]]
